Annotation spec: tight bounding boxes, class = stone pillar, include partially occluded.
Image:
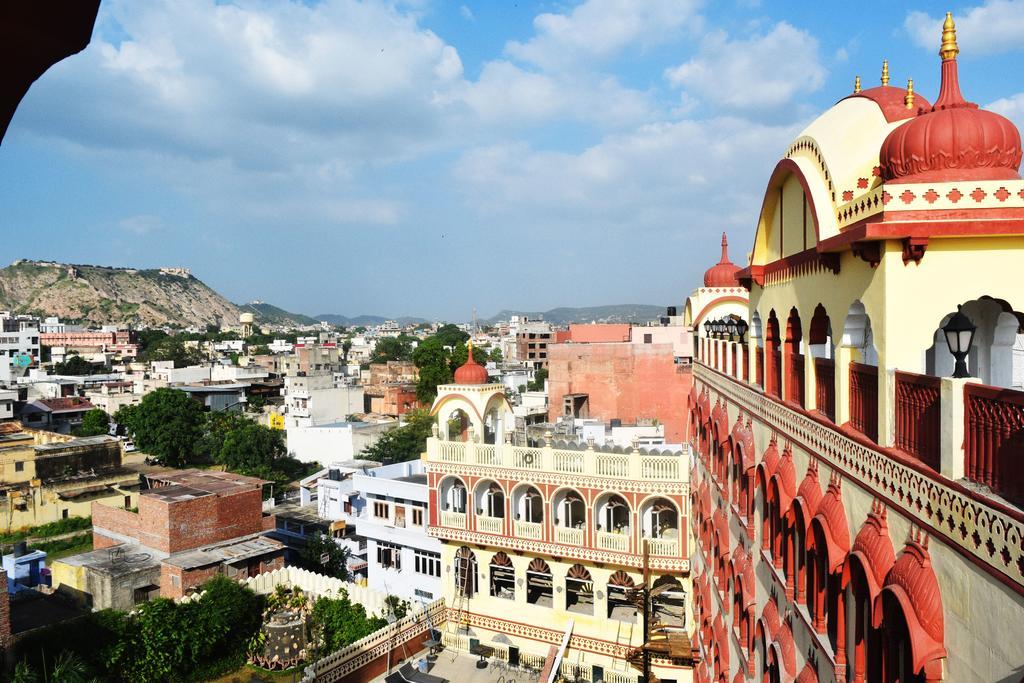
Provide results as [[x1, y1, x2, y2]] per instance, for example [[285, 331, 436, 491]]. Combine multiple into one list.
[[877, 367, 897, 448], [940, 377, 979, 480], [835, 346, 855, 426]]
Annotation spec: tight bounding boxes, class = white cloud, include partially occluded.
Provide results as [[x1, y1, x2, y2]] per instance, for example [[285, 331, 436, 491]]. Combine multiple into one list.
[[506, 0, 702, 70], [905, 1, 1024, 56], [665, 22, 825, 111], [460, 5, 474, 21], [988, 92, 1024, 129]]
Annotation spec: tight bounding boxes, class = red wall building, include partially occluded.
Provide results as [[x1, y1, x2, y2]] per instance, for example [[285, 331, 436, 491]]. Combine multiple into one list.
[[547, 342, 692, 442]]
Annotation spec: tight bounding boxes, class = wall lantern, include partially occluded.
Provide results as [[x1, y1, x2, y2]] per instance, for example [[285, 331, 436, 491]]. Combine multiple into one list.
[[942, 305, 976, 378], [735, 319, 749, 343], [703, 319, 713, 338], [726, 319, 738, 339]]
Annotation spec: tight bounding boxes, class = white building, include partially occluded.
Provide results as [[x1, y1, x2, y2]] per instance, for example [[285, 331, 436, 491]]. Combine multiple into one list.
[[286, 419, 395, 466], [0, 313, 40, 383], [268, 339, 294, 354], [305, 460, 441, 602], [282, 373, 363, 428]]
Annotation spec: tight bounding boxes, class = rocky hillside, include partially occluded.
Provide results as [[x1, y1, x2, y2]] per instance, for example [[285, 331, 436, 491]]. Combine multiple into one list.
[[0, 261, 241, 328]]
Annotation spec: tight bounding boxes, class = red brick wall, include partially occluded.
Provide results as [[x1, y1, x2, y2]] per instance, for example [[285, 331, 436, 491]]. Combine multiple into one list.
[[0, 570, 9, 650], [547, 342, 692, 443], [94, 489, 266, 554], [93, 532, 120, 549]]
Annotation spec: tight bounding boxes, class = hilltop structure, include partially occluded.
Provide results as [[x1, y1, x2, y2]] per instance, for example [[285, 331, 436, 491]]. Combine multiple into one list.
[[690, 15, 1024, 683]]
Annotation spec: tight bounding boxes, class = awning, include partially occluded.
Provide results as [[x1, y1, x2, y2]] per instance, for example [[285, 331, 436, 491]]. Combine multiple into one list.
[[329, 520, 347, 532]]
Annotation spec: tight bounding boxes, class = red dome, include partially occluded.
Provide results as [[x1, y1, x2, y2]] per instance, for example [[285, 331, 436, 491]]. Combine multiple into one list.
[[879, 19, 1021, 183], [703, 232, 741, 288], [453, 345, 489, 384]]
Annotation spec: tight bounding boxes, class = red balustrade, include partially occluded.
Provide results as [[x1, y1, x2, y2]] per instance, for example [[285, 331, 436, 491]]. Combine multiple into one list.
[[965, 383, 1024, 504], [732, 344, 739, 378], [740, 345, 748, 382], [814, 358, 835, 422], [849, 362, 878, 442], [787, 352, 805, 407], [756, 348, 764, 388], [894, 371, 941, 471], [768, 349, 782, 398]]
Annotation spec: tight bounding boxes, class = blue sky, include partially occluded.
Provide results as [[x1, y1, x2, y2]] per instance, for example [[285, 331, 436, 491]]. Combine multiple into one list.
[[3, 0, 1024, 321]]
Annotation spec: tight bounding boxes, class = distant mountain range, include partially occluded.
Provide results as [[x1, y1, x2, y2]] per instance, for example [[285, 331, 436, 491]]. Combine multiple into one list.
[[315, 314, 429, 327], [484, 304, 667, 325]]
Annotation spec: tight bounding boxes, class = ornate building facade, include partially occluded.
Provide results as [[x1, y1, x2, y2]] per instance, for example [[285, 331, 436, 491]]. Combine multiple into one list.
[[425, 350, 693, 682], [690, 15, 1024, 683]]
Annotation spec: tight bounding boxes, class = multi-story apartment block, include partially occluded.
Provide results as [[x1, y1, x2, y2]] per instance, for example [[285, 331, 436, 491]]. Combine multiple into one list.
[[0, 313, 39, 381], [282, 373, 363, 428], [690, 18, 1024, 683], [425, 351, 692, 682]]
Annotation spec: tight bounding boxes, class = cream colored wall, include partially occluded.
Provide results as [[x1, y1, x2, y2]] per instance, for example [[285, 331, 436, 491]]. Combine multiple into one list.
[[0, 486, 137, 533]]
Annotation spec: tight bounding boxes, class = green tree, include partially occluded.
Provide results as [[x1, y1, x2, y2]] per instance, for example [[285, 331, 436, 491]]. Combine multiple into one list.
[[10, 661, 38, 683], [217, 422, 286, 472], [310, 592, 385, 655], [341, 338, 353, 365], [140, 336, 205, 368], [112, 404, 138, 438], [433, 323, 469, 348], [126, 388, 204, 467], [249, 344, 271, 355], [369, 336, 413, 364], [298, 533, 350, 579], [76, 408, 110, 437], [488, 346, 504, 363], [527, 368, 548, 392], [52, 355, 97, 376], [360, 409, 434, 463], [411, 336, 452, 404]]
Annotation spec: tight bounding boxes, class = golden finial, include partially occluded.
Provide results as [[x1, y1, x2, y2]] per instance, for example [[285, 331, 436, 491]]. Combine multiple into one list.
[[940, 11, 959, 60], [881, 59, 890, 86], [854, 75, 862, 93], [905, 78, 915, 109]]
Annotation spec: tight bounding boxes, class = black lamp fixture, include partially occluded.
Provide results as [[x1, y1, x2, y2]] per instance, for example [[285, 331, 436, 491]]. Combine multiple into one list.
[[726, 318, 738, 339], [714, 319, 725, 338], [735, 318, 749, 343], [703, 319, 713, 338], [942, 305, 976, 378]]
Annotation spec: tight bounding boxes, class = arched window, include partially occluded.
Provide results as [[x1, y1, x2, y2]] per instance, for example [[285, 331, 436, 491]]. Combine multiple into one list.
[[641, 497, 679, 540], [514, 485, 544, 523], [607, 570, 638, 622], [565, 564, 594, 615], [489, 551, 515, 600], [454, 546, 478, 597], [766, 310, 782, 398], [444, 408, 472, 442], [595, 493, 631, 534], [440, 477, 468, 514], [474, 480, 505, 518], [785, 307, 805, 406], [526, 557, 553, 606], [553, 489, 586, 529]]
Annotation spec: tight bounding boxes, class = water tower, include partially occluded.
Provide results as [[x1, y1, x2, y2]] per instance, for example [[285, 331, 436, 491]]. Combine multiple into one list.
[[240, 312, 254, 338]]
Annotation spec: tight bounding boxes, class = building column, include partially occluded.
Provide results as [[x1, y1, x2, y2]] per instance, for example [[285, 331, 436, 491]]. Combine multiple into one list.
[[834, 345, 855, 426]]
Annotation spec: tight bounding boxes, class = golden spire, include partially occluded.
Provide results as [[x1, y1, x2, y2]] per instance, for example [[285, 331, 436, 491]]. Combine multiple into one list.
[[854, 75, 862, 93], [905, 78, 915, 109], [881, 59, 890, 86], [940, 11, 959, 60]]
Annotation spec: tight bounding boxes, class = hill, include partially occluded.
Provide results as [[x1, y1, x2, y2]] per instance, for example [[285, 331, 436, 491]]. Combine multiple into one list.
[[0, 261, 241, 328], [238, 302, 319, 327], [485, 304, 666, 325], [315, 314, 429, 327]]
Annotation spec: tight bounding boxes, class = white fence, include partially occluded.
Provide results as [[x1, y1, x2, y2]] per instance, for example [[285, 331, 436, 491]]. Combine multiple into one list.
[[240, 566, 391, 616]]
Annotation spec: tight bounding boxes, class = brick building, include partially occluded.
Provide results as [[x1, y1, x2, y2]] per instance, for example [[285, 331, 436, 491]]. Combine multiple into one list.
[[53, 469, 282, 607]]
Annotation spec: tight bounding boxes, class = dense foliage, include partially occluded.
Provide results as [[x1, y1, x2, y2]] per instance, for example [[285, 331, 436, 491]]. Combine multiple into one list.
[[369, 335, 415, 364], [310, 592, 386, 655], [527, 368, 548, 392], [118, 394, 313, 491], [0, 516, 92, 544], [297, 533, 350, 579], [115, 388, 204, 467], [360, 409, 434, 463], [10, 576, 264, 683], [139, 335, 207, 368], [411, 323, 487, 403], [76, 408, 110, 437], [51, 355, 101, 376]]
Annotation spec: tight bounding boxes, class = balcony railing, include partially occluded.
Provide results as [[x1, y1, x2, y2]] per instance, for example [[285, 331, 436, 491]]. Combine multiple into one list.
[[476, 515, 504, 534], [814, 357, 835, 421], [596, 530, 631, 553], [965, 383, 1024, 504], [895, 370, 941, 470], [787, 351, 805, 407], [426, 439, 685, 482], [440, 511, 466, 529], [849, 361, 879, 442], [645, 536, 679, 557], [555, 526, 584, 545], [514, 519, 543, 540]]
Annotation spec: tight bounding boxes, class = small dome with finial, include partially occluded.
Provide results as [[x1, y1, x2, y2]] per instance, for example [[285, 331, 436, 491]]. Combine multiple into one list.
[[702, 232, 741, 288], [879, 12, 1022, 182], [453, 340, 489, 384]]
